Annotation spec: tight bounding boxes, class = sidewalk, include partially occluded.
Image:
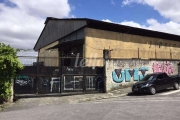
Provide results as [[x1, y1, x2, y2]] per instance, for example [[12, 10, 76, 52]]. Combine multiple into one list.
[[0, 87, 132, 112]]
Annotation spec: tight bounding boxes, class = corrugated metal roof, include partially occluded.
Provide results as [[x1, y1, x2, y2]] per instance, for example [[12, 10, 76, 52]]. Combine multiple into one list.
[[86, 19, 180, 41], [34, 17, 180, 51], [34, 18, 87, 51]]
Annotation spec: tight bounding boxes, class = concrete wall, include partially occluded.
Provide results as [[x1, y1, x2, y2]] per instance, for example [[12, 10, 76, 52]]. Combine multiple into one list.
[[105, 59, 179, 92], [85, 28, 180, 66], [38, 41, 59, 66]]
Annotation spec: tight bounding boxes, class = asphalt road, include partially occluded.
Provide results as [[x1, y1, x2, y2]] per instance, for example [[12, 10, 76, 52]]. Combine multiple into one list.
[[1, 88, 180, 120]]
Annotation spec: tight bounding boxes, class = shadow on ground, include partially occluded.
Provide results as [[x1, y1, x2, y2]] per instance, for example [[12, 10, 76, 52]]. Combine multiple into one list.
[[127, 88, 175, 96], [14, 91, 104, 99]]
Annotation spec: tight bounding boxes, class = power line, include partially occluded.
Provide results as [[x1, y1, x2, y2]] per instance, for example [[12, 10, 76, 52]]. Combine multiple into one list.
[[84, 43, 104, 50]]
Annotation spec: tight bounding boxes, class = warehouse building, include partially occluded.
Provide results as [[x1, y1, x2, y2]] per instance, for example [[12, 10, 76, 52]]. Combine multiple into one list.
[[32, 17, 180, 92]]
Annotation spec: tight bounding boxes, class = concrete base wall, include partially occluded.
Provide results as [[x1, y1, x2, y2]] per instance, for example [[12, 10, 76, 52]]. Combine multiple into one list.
[[105, 59, 179, 92]]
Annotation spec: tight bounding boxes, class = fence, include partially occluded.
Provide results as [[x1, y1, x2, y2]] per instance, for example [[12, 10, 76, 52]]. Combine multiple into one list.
[[14, 57, 104, 94]]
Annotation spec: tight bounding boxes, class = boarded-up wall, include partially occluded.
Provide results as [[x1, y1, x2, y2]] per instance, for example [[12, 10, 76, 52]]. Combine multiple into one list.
[[85, 28, 180, 66], [38, 41, 59, 66]]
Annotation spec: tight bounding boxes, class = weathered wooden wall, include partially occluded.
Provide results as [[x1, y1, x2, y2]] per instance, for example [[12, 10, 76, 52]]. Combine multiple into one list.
[[85, 28, 180, 66], [38, 41, 59, 66]]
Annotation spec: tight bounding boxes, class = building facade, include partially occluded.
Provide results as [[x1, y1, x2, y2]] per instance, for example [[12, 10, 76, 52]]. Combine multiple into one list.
[[33, 17, 180, 92]]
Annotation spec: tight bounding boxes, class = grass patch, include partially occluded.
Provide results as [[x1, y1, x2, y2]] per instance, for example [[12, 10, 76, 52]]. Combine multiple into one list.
[[0, 105, 5, 112]]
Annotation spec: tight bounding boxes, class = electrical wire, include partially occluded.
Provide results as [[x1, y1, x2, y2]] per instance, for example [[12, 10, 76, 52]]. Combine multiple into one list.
[[84, 43, 104, 50]]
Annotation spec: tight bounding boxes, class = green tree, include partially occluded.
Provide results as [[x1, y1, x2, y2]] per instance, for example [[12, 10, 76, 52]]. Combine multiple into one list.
[[0, 43, 23, 102]]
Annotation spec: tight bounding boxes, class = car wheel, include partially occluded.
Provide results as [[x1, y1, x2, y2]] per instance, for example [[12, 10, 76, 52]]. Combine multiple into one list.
[[173, 82, 179, 90], [149, 86, 156, 95]]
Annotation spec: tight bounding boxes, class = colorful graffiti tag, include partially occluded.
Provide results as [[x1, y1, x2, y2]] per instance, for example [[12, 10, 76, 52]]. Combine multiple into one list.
[[152, 61, 174, 74], [15, 76, 35, 87], [112, 67, 149, 83]]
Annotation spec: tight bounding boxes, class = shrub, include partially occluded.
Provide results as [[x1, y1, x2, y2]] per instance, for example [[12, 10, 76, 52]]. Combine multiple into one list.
[[0, 43, 23, 102]]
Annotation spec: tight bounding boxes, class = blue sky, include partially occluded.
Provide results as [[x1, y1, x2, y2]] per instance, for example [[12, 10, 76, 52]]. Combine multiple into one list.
[[69, 0, 168, 24], [0, 0, 180, 53]]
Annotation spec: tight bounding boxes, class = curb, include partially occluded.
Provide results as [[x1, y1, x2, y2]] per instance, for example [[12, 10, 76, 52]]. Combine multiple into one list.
[[76, 93, 128, 103]]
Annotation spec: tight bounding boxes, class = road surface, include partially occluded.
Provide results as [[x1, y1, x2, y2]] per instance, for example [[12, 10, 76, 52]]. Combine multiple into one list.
[[0, 88, 180, 120]]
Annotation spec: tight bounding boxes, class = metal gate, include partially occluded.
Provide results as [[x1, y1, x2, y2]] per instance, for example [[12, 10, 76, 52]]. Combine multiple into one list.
[[61, 67, 104, 92], [14, 66, 62, 94], [14, 66, 104, 94]]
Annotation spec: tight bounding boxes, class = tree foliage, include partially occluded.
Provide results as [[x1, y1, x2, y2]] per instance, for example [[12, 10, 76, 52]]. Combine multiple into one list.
[[0, 43, 23, 101]]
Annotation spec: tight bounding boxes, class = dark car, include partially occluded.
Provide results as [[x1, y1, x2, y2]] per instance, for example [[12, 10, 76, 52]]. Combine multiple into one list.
[[132, 72, 180, 95]]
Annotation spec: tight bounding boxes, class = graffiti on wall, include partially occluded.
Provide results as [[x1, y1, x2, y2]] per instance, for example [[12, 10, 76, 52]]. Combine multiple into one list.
[[41, 77, 49, 86], [40, 77, 61, 93], [15, 76, 35, 87], [50, 77, 60, 92], [114, 60, 149, 68], [152, 61, 175, 74], [112, 61, 176, 83], [112, 67, 149, 83]]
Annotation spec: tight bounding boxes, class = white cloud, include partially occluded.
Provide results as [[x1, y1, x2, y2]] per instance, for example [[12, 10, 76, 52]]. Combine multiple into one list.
[[146, 19, 180, 35], [102, 19, 113, 23], [9, 0, 71, 18], [17, 50, 38, 56], [120, 21, 144, 28], [0, 0, 71, 50], [102, 18, 180, 35], [111, 0, 115, 5], [121, 0, 180, 35], [122, 0, 145, 6], [120, 19, 180, 35], [122, 0, 180, 22]]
